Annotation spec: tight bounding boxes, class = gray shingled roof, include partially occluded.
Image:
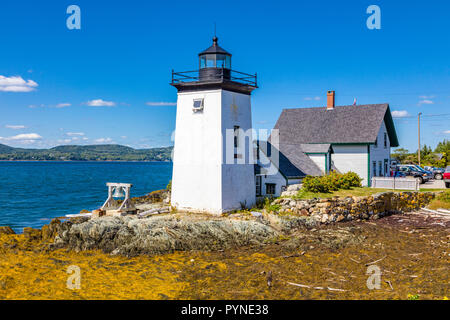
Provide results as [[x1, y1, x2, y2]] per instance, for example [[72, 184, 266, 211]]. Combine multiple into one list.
[[257, 141, 323, 178], [300, 143, 332, 153], [273, 104, 399, 147]]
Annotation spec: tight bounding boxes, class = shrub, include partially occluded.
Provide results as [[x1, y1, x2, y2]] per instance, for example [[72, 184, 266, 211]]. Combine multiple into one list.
[[302, 175, 330, 193], [302, 171, 362, 193], [341, 171, 362, 189]]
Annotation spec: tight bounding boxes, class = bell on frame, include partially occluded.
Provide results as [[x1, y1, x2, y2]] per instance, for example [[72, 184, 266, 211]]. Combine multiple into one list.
[[112, 186, 124, 198]]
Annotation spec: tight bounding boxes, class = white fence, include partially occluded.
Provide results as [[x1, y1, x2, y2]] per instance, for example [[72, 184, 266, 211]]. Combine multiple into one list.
[[371, 177, 419, 191]]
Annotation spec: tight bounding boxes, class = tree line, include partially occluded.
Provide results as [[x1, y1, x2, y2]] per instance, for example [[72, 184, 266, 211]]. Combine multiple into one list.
[[391, 139, 449, 168]]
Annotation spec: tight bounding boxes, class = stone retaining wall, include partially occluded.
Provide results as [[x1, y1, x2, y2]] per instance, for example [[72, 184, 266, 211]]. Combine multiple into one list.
[[271, 192, 435, 224]]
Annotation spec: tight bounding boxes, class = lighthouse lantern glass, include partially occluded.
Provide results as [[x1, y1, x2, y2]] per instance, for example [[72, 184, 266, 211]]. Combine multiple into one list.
[[199, 54, 231, 69]]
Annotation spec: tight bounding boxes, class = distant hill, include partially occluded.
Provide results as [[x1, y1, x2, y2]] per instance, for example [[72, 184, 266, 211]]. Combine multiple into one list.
[[0, 144, 16, 153], [0, 143, 173, 161]]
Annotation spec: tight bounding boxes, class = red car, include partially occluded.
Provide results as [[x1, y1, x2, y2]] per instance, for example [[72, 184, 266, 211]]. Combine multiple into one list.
[[444, 166, 450, 188]]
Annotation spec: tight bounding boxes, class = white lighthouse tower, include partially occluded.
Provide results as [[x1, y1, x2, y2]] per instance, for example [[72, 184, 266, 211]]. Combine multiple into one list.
[[170, 36, 258, 214]]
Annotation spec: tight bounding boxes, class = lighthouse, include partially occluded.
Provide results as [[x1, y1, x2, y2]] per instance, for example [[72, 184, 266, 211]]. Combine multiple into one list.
[[170, 36, 258, 214]]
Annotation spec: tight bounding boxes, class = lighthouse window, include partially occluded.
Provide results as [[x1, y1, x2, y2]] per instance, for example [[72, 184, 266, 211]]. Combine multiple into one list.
[[204, 54, 215, 68], [216, 54, 228, 68], [200, 56, 207, 68], [193, 98, 204, 112]]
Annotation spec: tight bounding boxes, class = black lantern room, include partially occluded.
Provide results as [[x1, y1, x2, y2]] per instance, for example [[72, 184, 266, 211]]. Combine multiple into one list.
[[198, 37, 232, 81], [199, 37, 231, 69], [171, 36, 257, 95]]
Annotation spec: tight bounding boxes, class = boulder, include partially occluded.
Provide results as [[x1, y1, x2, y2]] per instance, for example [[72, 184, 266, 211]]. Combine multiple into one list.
[[286, 184, 302, 192]]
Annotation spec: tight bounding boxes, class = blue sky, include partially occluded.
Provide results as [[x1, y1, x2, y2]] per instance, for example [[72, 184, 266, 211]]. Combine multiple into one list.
[[0, 0, 448, 151]]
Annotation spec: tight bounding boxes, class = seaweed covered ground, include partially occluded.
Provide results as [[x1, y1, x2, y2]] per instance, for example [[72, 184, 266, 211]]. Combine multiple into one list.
[[0, 210, 448, 300]]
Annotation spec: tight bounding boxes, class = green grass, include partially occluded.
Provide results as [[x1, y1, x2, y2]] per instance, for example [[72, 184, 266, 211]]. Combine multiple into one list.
[[292, 187, 438, 200], [428, 190, 450, 210]]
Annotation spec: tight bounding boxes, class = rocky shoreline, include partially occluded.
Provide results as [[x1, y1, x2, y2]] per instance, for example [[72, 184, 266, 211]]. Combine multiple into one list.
[[0, 190, 439, 257]]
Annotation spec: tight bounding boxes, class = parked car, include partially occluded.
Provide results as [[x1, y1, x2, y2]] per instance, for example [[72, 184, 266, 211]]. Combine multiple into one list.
[[402, 165, 434, 180], [423, 166, 444, 180], [444, 166, 450, 188], [413, 165, 434, 179], [397, 165, 431, 184]]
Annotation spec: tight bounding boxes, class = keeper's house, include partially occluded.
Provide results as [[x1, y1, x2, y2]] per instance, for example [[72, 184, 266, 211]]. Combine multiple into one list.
[[256, 91, 399, 197]]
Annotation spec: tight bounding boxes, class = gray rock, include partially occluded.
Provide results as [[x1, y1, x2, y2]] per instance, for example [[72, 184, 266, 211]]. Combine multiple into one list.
[[53, 215, 279, 257]]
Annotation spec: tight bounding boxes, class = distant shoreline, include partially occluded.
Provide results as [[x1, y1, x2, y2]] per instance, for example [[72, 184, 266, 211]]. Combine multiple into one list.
[[0, 160, 172, 163]]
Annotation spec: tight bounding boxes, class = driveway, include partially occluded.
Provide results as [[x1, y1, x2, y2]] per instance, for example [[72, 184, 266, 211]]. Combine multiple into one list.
[[420, 179, 446, 189]]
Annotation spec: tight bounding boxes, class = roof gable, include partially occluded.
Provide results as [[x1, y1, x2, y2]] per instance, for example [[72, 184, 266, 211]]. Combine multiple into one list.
[[273, 104, 399, 147]]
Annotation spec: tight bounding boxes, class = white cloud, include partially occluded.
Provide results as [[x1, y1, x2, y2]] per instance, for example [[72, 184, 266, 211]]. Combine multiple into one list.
[[444, 130, 450, 134], [85, 99, 116, 107], [0, 75, 38, 92], [94, 137, 113, 143], [418, 99, 434, 106], [391, 110, 410, 118], [146, 102, 177, 106], [0, 133, 42, 141], [28, 104, 45, 109], [56, 103, 71, 108], [57, 139, 72, 144], [418, 96, 435, 106], [304, 97, 321, 101], [5, 125, 26, 129], [66, 132, 85, 136]]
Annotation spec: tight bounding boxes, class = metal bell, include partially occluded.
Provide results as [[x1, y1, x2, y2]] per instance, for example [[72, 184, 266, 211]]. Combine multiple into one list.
[[112, 186, 124, 198]]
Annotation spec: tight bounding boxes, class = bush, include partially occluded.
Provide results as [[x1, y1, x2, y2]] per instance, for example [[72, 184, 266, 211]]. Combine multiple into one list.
[[302, 171, 362, 193], [302, 176, 330, 193], [263, 197, 281, 212]]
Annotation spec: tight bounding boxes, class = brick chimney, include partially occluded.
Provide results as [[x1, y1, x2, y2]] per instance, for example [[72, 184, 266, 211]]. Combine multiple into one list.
[[327, 90, 335, 110]]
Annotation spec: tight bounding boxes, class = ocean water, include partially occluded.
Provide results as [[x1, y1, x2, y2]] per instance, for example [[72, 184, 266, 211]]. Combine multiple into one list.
[[0, 161, 172, 232]]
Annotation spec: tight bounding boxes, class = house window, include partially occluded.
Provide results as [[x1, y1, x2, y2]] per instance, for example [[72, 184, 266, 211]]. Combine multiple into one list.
[[265, 183, 276, 195], [384, 133, 387, 148], [374, 137, 378, 148], [373, 161, 376, 177], [378, 161, 382, 176], [384, 159, 389, 177], [192, 98, 204, 112], [256, 176, 262, 196]]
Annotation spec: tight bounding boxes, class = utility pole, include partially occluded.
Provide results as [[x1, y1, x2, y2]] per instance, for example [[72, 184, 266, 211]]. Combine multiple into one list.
[[418, 112, 422, 166]]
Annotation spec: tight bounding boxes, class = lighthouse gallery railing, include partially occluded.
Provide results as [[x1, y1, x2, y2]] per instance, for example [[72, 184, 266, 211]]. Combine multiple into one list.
[[171, 69, 257, 87]]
